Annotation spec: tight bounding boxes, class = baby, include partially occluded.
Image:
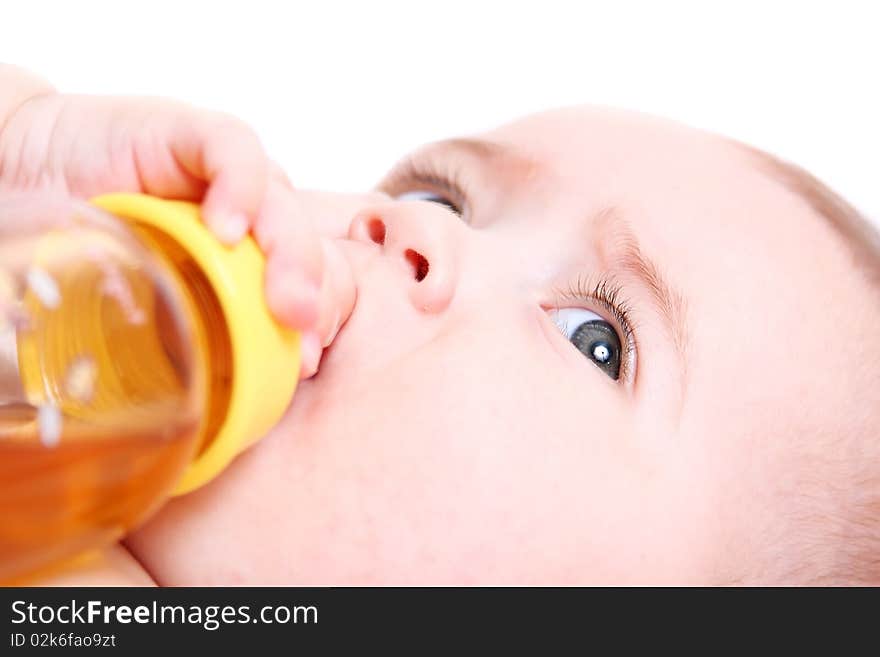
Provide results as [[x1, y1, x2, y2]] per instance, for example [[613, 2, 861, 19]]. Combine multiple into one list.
[[3, 64, 879, 585]]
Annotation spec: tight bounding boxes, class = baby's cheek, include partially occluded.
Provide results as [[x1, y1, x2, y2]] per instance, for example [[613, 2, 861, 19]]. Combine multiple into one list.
[[129, 322, 683, 584], [265, 385, 554, 582]]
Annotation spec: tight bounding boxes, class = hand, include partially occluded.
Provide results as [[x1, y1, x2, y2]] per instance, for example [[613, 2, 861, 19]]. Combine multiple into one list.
[[0, 82, 372, 377], [254, 184, 385, 377]]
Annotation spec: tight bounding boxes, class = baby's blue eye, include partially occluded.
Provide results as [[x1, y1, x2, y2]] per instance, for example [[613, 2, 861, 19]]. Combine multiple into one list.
[[549, 308, 622, 380], [394, 190, 462, 216]]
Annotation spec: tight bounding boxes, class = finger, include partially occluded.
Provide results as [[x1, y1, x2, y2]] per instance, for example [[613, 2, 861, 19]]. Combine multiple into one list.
[[256, 181, 324, 329], [313, 239, 357, 348], [269, 161, 294, 191], [170, 111, 269, 244], [296, 331, 323, 380], [0, 191, 74, 237], [298, 239, 357, 380], [264, 251, 321, 330]]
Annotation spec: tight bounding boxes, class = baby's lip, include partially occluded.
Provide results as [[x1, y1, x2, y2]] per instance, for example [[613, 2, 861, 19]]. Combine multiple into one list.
[[314, 319, 344, 379]]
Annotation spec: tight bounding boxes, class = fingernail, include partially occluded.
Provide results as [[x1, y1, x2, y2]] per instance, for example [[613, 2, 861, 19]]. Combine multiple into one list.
[[211, 212, 249, 244]]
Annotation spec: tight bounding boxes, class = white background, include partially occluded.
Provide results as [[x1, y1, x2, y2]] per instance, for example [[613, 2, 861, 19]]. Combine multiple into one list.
[[3, 0, 878, 224]]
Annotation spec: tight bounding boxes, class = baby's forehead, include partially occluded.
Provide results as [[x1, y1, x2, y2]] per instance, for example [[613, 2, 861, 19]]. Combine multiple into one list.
[[485, 106, 720, 168], [481, 107, 775, 234], [481, 109, 800, 253], [484, 107, 870, 279]]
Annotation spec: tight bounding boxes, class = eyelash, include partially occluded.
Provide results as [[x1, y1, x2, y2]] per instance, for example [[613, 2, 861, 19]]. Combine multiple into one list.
[[551, 275, 638, 383], [384, 160, 638, 382], [382, 158, 470, 218]]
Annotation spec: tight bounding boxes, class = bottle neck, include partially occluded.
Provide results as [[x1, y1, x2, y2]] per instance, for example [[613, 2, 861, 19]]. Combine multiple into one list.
[[130, 225, 234, 463], [89, 194, 301, 496]]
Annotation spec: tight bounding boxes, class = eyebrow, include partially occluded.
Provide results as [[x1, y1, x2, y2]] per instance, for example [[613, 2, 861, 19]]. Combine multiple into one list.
[[594, 208, 691, 370]]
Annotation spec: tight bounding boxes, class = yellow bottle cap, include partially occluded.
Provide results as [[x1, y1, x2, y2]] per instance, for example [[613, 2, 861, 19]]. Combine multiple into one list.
[[90, 194, 300, 495]]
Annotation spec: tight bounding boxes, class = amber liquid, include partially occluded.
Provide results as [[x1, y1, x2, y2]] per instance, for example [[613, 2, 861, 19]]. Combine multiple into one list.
[[0, 222, 232, 584], [0, 404, 198, 583]]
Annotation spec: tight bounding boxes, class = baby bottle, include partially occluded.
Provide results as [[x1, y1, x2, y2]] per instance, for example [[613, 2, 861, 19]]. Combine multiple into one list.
[[0, 193, 301, 582]]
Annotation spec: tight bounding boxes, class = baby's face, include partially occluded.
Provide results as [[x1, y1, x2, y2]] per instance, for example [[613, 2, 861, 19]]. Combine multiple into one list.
[[128, 108, 879, 584]]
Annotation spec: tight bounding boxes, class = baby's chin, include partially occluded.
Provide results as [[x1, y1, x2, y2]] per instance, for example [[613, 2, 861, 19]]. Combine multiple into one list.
[[121, 397, 352, 584]]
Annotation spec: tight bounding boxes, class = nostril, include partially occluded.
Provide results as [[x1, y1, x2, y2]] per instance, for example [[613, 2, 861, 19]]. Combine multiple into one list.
[[405, 249, 429, 282], [367, 218, 386, 245]]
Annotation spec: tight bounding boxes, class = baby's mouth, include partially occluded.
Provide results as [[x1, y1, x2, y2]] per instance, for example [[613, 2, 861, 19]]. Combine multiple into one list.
[[309, 239, 382, 376]]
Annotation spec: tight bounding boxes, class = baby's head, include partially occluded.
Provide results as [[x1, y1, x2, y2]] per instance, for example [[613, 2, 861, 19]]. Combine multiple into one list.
[[129, 107, 880, 585]]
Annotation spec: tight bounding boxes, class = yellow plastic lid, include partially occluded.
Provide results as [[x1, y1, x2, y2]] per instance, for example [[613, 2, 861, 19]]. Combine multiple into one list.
[[91, 194, 300, 495]]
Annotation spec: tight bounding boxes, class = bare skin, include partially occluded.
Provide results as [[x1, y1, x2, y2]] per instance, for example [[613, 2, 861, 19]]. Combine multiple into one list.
[[131, 108, 880, 585], [3, 68, 878, 584]]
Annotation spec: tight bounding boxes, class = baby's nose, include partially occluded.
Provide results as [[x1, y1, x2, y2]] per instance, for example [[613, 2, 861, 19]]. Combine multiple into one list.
[[347, 201, 460, 314]]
